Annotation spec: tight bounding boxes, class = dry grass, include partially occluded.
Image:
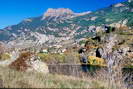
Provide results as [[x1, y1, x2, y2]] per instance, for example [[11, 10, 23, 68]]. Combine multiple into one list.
[[0, 66, 129, 89], [0, 66, 91, 88]]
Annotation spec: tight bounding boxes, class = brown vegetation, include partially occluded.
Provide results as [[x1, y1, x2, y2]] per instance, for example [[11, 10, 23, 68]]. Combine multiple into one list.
[[9, 52, 34, 71]]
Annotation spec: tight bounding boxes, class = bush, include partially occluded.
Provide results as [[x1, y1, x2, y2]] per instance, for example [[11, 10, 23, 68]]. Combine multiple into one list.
[[37, 53, 65, 64], [88, 56, 106, 67], [9, 52, 34, 71], [0, 53, 11, 60], [37, 52, 80, 64]]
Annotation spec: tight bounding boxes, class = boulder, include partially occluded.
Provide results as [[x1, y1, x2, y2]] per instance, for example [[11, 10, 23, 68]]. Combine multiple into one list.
[[27, 59, 49, 74]]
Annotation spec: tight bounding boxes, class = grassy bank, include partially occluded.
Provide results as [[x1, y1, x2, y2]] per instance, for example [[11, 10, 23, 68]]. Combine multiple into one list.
[[0, 66, 124, 89], [0, 66, 91, 88]]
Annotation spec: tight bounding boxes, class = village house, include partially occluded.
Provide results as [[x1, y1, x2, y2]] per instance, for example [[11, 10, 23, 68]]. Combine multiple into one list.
[[40, 48, 48, 53]]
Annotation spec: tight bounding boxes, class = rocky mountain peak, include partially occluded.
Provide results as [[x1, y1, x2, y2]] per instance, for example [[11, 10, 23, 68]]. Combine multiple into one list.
[[42, 8, 74, 19]]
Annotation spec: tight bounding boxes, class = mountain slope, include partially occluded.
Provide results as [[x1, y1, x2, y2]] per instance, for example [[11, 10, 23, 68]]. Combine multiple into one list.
[[0, 1, 132, 44]]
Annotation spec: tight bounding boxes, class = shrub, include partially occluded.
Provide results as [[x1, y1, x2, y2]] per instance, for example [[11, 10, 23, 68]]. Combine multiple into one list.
[[0, 53, 11, 60], [37, 53, 65, 64], [37, 52, 80, 64], [9, 52, 34, 71], [88, 56, 106, 67]]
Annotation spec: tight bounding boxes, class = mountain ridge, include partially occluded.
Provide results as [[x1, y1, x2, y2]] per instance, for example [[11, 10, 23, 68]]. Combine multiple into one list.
[[0, 1, 132, 46]]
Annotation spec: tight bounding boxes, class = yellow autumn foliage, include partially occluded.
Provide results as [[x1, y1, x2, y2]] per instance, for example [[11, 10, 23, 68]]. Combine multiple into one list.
[[0, 53, 11, 60], [90, 45, 98, 49], [88, 56, 106, 66]]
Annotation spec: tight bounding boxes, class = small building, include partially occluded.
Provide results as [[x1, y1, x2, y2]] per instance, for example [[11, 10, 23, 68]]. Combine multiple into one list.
[[40, 49, 48, 53], [53, 45, 62, 49], [61, 48, 67, 53]]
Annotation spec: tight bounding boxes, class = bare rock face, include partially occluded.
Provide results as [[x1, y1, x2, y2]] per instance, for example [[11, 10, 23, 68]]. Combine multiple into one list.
[[95, 34, 131, 88], [114, 3, 125, 7], [96, 34, 118, 59], [27, 59, 49, 74], [42, 8, 74, 19], [0, 42, 7, 54]]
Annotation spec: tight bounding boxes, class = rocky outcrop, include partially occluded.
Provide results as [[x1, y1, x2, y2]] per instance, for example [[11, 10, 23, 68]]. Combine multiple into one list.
[[95, 33, 132, 88], [42, 8, 91, 20], [9, 52, 49, 74], [96, 34, 118, 59], [114, 3, 125, 7], [0, 42, 7, 54], [27, 59, 49, 74], [42, 8, 74, 19]]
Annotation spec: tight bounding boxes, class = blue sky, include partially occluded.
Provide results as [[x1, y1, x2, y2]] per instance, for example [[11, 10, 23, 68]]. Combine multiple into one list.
[[0, 0, 127, 29]]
